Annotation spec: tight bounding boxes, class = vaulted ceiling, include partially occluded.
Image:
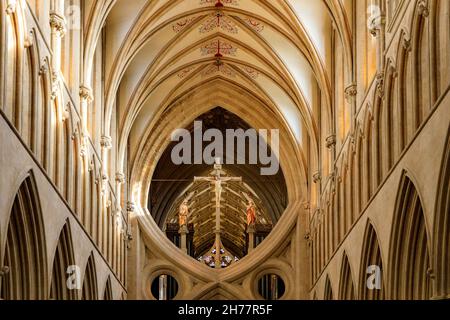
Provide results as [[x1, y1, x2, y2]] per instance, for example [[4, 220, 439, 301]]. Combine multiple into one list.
[[92, 0, 343, 168], [87, 0, 350, 251]]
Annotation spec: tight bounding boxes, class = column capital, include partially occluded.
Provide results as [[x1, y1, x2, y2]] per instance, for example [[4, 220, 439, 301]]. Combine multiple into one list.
[[325, 134, 336, 149], [79, 85, 94, 102], [100, 135, 113, 149], [127, 201, 136, 213], [116, 172, 126, 184], [376, 72, 385, 98], [0, 266, 10, 277], [418, 1, 429, 17], [368, 15, 386, 37], [5, 0, 17, 14], [313, 172, 321, 184], [50, 11, 67, 36], [344, 83, 357, 103], [303, 201, 310, 211]]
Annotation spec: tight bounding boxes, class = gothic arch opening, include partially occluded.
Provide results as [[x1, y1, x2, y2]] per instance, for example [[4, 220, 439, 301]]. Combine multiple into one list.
[[388, 173, 431, 300], [149, 107, 288, 264], [359, 222, 385, 300], [103, 276, 113, 301], [81, 254, 98, 300], [324, 275, 334, 300], [50, 221, 77, 300], [338, 252, 356, 300], [0, 174, 48, 300]]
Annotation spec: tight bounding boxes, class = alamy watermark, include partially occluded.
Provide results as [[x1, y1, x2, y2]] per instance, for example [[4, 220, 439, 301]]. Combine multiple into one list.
[[367, 265, 382, 290], [170, 121, 280, 176], [66, 265, 81, 290], [65, 5, 81, 30], [367, 4, 383, 30]]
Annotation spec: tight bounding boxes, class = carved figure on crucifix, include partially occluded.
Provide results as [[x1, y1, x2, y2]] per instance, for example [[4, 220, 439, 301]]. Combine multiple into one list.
[[194, 158, 242, 211]]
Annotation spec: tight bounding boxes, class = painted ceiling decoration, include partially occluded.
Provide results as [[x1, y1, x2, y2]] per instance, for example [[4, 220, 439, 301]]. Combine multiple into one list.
[[173, 16, 199, 33], [177, 66, 199, 79], [242, 17, 265, 33], [239, 65, 260, 79], [200, 0, 240, 7], [200, 39, 237, 56], [199, 11, 239, 34], [202, 63, 236, 78]]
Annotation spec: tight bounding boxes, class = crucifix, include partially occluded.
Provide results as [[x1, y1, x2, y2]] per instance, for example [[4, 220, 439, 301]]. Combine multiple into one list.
[[194, 158, 242, 267]]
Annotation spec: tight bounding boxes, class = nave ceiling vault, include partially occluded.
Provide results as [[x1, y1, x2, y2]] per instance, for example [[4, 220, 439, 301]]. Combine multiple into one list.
[[94, 0, 338, 175]]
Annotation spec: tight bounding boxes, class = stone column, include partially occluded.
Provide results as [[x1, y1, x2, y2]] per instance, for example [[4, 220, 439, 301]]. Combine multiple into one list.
[[115, 172, 126, 217], [159, 275, 167, 300], [345, 83, 357, 133], [179, 224, 189, 254], [368, 7, 386, 74], [49, 10, 66, 100], [247, 224, 256, 253], [100, 135, 112, 198], [79, 85, 93, 136], [0, 266, 9, 297]]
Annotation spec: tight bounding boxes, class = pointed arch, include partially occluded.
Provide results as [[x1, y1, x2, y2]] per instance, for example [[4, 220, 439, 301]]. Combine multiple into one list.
[[338, 252, 356, 300], [103, 276, 113, 300], [433, 131, 450, 299], [411, 0, 432, 128], [434, 0, 450, 96], [375, 62, 396, 182], [388, 172, 431, 300], [363, 108, 374, 202], [323, 275, 334, 300], [0, 173, 48, 300], [396, 29, 412, 152], [50, 220, 77, 300], [81, 254, 98, 300], [354, 126, 364, 215], [358, 221, 385, 300]]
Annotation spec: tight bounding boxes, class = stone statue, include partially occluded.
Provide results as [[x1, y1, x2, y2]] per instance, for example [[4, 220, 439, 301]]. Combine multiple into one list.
[[246, 199, 257, 226], [179, 199, 190, 227]]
